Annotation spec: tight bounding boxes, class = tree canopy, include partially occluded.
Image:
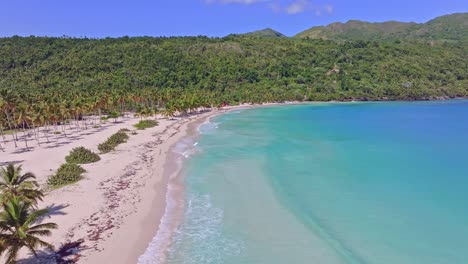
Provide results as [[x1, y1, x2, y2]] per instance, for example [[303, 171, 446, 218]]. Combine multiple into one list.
[[0, 35, 466, 104]]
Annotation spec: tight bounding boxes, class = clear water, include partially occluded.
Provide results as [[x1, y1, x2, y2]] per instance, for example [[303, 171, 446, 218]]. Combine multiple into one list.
[[166, 100, 468, 264]]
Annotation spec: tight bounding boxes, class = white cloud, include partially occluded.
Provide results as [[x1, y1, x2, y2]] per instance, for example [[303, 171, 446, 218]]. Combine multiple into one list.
[[313, 4, 334, 16], [206, 0, 333, 16], [285, 0, 310, 15]]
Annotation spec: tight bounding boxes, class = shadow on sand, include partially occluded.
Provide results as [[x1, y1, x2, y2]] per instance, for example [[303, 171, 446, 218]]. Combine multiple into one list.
[[18, 204, 87, 264], [0, 160, 24, 166], [18, 239, 86, 264]]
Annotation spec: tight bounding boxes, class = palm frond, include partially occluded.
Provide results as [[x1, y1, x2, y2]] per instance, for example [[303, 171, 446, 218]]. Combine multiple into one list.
[[29, 222, 58, 231], [5, 244, 20, 264], [24, 208, 50, 226]]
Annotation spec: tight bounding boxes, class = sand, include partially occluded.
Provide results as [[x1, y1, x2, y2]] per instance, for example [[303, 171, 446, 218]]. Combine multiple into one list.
[[0, 110, 216, 264]]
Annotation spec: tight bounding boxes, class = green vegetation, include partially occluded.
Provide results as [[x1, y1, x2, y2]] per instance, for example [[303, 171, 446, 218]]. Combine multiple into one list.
[[0, 164, 56, 263], [107, 111, 120, 122], [47, 163, 86, 187], [98, 131, 129, 153], [241, 28, 287, 38], [134, 120, 158, 130], [0, 197, 57, 263], [65, 146, 101, 164], [0, 164, 43, 205], [296, 13, 468, 42]]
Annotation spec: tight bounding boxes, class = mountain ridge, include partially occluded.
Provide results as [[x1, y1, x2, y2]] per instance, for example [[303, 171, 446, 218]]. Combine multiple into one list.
[[294, 12, 468, 41], [241, 28, 287, 38]]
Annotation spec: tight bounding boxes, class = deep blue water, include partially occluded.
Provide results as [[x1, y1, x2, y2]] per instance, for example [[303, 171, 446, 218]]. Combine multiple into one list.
[[167, 100, 468, 264]]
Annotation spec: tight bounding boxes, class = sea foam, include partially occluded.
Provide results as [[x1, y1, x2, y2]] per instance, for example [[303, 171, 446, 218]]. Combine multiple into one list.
[[166, 194, 243, 263], [197, 121, 220, 135]]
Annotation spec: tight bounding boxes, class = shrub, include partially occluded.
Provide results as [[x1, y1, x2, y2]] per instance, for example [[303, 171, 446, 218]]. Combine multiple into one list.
[[134, 120, 158, 130], [98, 131, 129, 153], [119, 128, 130, 133], [97, 142, 114, 153], [65, 147, 100, 164], [100, 116, 109, 121], [47, 163, 86, 187], [107, 132, 129, 145]]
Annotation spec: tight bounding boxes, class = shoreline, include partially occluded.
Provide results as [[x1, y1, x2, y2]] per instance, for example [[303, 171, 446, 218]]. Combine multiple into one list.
[[80, 111, 219, 264], [1, 110, 219, 263], [137, 105, 265, 263], [136, 112, 214, 263], [2, 102, 293, 264]]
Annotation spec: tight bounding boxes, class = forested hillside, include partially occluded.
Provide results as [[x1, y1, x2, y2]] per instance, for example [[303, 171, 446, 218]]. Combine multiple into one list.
[[242, 28, 286, 38], [1, 35, 467, 103], [296, 13, 468, 42]]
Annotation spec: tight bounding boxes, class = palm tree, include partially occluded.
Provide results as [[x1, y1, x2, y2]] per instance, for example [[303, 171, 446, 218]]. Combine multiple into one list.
[[0, 89, 18, 148], [0, 198, 57, 263], [15, 103, 31, 151], [161, 107, 175, 120], [0, 164, 43, 205]]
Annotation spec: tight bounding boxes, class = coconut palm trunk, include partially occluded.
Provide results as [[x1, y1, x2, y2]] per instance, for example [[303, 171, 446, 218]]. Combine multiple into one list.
[[4, 111, 17, 148], [32, 122, 40, 146], [44, 122, 50, 143], [21, 120, 29, 151]]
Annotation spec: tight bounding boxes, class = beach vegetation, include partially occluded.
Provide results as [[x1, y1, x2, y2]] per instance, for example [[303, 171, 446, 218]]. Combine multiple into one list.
[[134, 120, 158, 130], [47, 163, 86, 187], [0, 197, 57, 263], [0, 164, 44, 205], [65, 147, 101, 164], [98, 131, 129, 153]]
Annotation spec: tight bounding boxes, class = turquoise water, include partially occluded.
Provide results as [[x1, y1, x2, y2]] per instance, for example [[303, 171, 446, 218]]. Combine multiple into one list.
[[167, 100, 468, 264]]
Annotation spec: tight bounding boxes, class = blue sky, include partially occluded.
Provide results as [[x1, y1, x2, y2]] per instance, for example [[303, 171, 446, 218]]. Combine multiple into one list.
[[1, 0, 466, 37]]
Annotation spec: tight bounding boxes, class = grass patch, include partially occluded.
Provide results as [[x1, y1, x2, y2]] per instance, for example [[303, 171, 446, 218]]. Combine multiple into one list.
[[47, 163, 86, 187], [3, 129, 19, 135], [65, 147, 100, 164], [134, 120, 158, 130], [98, 131, 129, 153]]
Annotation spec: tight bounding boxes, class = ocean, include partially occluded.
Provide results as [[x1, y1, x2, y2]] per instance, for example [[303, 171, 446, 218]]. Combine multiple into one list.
[[164, 100, 468, 264]]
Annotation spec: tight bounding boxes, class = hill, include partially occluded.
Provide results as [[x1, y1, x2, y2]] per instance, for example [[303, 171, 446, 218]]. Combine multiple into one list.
[[295, 13, 468, 42], [241, 28, 286, 38], [0, 36, 466, 103]]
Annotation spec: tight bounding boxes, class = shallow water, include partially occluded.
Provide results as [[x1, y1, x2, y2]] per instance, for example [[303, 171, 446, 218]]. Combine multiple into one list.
[[164, 100, 468, 264]]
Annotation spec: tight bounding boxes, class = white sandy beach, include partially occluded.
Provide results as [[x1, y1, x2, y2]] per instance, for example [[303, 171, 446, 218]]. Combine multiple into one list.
[[1, 110, 217, 264]]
